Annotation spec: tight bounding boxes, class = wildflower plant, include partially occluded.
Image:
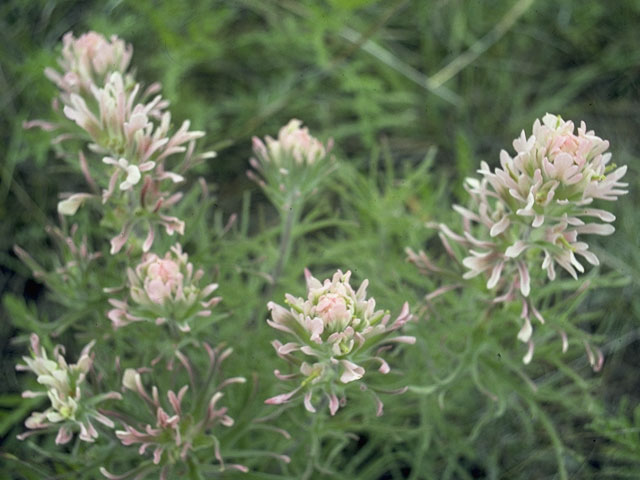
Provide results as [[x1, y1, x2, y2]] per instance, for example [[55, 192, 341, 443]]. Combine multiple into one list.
[[101, 343, 247, 479], [13, 224, 106, 323], [248, 119, 336, 290], [409, 113, 627, 365], [6, 12, 638, 480], [16, 334, 121, 445], [266, 269, 414, 416], [451, 113, 626, 289], [249, 119, 334, 212], [27, 31, 214, 255]]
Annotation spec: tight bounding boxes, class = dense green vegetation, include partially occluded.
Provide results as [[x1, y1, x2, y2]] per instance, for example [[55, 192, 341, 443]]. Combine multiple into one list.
[[1, 1, 639, 478]]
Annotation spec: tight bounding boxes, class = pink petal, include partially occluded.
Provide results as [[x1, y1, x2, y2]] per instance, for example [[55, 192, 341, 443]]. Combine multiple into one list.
[[328, 393, 339, 416], [55, 426, 73, 445], [303, 391, 316, 413], [340, 360, 365, 383]]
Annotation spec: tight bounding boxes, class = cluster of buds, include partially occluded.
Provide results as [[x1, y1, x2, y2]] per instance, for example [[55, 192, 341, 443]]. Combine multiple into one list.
[[249, 119, 334, 210], [266, 269, 414, 416], [413, 114, 626, 365], [16, 334, 120, 444], [44, 31, 133, 98], [101, 343, 247, 479], [28, 31, 215, 254], [107, 243, 221, 332]]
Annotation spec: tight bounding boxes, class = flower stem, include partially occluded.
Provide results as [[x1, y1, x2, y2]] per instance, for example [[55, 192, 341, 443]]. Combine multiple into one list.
[[270, 194, 302, 293], [252, 193, 302, 327], [303, 409, 324, 480]]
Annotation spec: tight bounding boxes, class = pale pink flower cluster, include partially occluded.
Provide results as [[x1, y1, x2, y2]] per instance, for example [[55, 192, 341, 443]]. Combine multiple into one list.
[[108, 244, 220, 332], [266, 269, 414, 416], [33, 31, 215, 254], [62, 71, 206, 173], [253, 119, 328, 167], [249, 119, 333, 209], [461, 114, 626, 282], [447, 115, 627, 290], [44, 31, 133, 97], [426, 114, 626, 364], [16, 334, 121, 444], [101, 344, 247, 479]]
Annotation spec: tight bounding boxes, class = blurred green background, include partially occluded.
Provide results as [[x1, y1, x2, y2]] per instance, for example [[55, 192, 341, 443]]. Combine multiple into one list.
[[1, 0, 639, 478]]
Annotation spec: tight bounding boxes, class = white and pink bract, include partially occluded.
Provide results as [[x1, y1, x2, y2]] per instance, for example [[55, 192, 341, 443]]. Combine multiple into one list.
[[266, 269, 414, 416], [108, 243, 220, 332], [16, 334, 120, 444]]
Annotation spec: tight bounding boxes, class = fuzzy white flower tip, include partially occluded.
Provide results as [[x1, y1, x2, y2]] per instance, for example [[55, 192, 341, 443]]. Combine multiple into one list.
[[486, 261, 504, 289], [57, 193, 92, 216], [517, 318, 533, 343], [119, 165, 141, 190], [523, 341, 534, 365], [505, 241, 528, 259], [303, 391, 316, 413], [517, 262, 531, 297], [340, 360, 365, 383], [122, 368, 140, 391], [489, 216, 510, 237], [328, 393, 339, 416], [577, 223, 615, 236]]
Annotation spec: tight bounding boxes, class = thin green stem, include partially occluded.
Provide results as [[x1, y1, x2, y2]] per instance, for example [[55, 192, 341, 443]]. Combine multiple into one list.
[[270, 194, 302, 293], [253, 194, 303, 328], [527, 398, 569, 480], [302, 407, 328, 480]]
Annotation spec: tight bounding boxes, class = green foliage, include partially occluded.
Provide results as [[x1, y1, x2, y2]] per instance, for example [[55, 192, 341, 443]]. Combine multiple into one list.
[[2, 0, 639, 478]]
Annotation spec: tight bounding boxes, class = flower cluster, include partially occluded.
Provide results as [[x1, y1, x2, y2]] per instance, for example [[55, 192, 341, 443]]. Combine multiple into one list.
[[249, 119, 334, 210], [254, 119, 328, 167], [16, 334, 120, 444], [44, 31, 133, 97], [424, 114, 626, 364], [30, 31, 215, 254], [266, 269, 414, 416], [108, 244, 220, 332], [101, 344, 247, 479], [449, 114, 627, 292]]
